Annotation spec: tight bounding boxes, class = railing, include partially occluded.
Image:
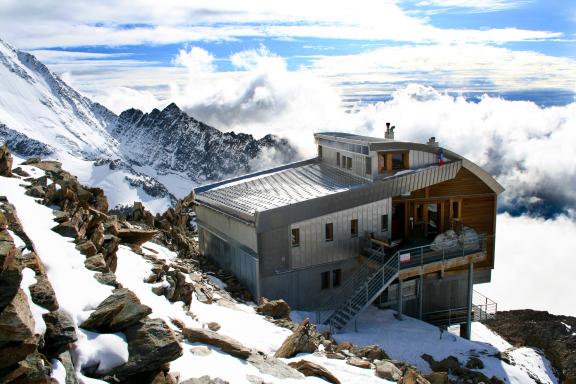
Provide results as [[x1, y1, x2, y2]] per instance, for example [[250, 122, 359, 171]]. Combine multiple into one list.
[[316, 245, 386, 325], [473, 290, 497, 321]]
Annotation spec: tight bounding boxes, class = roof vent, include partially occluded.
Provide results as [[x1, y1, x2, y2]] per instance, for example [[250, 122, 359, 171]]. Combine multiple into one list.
[[427, 136, 439, 147], [385, 122, 395, 140]]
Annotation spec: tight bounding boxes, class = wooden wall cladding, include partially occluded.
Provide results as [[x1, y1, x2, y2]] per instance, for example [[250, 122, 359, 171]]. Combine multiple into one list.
[[428, 168, 494, 197]]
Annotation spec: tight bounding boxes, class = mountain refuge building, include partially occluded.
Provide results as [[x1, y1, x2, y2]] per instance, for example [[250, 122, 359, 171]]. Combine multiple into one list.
[[193, 128, 504, 337]]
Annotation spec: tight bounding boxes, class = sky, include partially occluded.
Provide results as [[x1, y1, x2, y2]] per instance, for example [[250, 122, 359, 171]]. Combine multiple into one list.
[[1, 0, 576, 316]]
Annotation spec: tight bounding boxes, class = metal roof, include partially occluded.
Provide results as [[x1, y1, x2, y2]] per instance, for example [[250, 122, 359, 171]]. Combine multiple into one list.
[[196, 161, 368, 217]]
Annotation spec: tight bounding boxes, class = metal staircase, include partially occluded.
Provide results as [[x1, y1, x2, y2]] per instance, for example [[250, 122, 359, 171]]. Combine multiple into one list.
[[319, 248, 400, 331]]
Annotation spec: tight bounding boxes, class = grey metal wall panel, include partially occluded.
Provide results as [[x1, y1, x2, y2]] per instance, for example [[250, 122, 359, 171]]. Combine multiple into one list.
[[320, 145, 372, 180], [196, 205, 258, 252], [258, 227, 290, 277], [199, 226, 259, 298], [289, 199, 391, 269]]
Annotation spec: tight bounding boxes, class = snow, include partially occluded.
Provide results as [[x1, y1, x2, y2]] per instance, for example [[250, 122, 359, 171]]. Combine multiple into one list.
[[73, 329, 129, 374], [0, 175, 128, 375], [295, 306, 558, 384], [20, 268, 49, 335], [50, 358, 67, 384], [8, 229, 26, 249]]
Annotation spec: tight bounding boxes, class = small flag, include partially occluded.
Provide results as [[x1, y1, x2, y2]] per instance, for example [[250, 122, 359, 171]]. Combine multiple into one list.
[[437, 148, 446, 166]]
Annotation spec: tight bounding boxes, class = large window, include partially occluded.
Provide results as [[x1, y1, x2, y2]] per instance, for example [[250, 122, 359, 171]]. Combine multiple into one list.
[[351, 219, 358, 238], [336, 152, 340, 167], [341, 155, 347, 168], [291, 228, 300, 247], [325, 223, 334, 241], [381, 214, 389, 232], [346, 157, 352, 170]]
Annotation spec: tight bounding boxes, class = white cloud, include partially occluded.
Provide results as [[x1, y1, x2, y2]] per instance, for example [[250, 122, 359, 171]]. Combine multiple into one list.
[[413, 0, 530, 12], [0, 0, 562, 48], [479, 213, 576, 317], [173, 46, 215, 74], [93, 86, 165, 115]]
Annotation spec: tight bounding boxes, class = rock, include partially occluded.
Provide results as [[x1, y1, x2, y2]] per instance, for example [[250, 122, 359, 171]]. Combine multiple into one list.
[[466, 356, 484, 369], [104, 318, 183, 381], [190, 346, 212, 356], [117, 228, 157, 247], [90, 223, 105, 249], [0, 240, 22, 312], [76, 240, 97, 256], [402, 368, 431, 384], [181, 376, 229, 384], [207, 322, 221, 331], [248, 353, 303, 379], [375, 360, 403, 381], [12, 167, 30, 177], [350, 345, 389, 361], [335, 341, 353, 353], [164, 270, 193, 306], [42, 310, 77, 357], [25, 185, 46, 198], [0, 145, 13, 177], [29, 274, 59, 311], [57, 350, 80, 384], [326, 352, 346, 360], [288, 360, 341, 384], [84, 253, 109, 272], [421, 353, 461, 374], [256, 298, 291, 319], [0, 289, 35, 347], [101, 234, 120, 272], [52, 221, 80, 239], [274, 319, 319, 358], [80, 288, 152, 332], [424, 372, 449, 384], [0, 337, 37, 369], [94, 272, 121, 288], [0, 351, 52, 383], [346, 358, 371, 369], [182, 327, 253, 359], [194, 285, 213, 304], [21, 157, 41, 165]]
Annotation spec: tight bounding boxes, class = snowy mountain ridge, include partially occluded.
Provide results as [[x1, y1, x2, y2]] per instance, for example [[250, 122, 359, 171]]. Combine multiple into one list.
[[0, 37, 298, 211]]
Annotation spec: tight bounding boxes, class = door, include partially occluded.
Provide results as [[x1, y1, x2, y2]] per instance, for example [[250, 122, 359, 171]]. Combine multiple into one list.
[[392, 203, 405, 240]]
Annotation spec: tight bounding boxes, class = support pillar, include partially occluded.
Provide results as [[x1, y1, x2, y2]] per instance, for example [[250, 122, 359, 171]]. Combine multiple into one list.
[[418, 274, 424, 320], [396, 279, 403, 320], [462, 261, 474, 339]]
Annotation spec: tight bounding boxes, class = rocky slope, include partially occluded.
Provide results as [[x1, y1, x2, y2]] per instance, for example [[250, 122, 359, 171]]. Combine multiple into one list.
[[484, 310, 576, 383]]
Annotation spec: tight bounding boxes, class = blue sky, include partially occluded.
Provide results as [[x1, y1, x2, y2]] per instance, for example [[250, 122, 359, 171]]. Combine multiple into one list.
[[0, 0, 574, 111]]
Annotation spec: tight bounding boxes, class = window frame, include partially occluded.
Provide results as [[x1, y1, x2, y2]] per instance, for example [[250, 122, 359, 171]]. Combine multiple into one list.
[[381, 214, 389, 232], [332, 269, 342, 288], [350, 219, 358, 238], [291, 228, 300, 247], [321, 271, 330, 290], [325, 222, 334, 242]]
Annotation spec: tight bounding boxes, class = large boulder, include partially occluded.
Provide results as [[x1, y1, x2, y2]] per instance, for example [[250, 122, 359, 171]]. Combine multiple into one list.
[[256, 298, 291, 320], [182, 327, 253, 359], [375, 360, 403, 381], [103, 318, 183, 382], [80, 288, 152, 332], [0, 289, 35, 347], [247, 353, 303, 379], [274, 319, 319, 358], [287, 360, 341, 384], [117, 228, 157, 248], [0, 232, 22, 312], [0, 337, 37, 370], [0, 351, 52, 383], [402, 368, 431, 384], [42, 310, 77, 357], [181, 376, 229, 384], [0, 145, 13, 177], [350, 344, 389, 361]]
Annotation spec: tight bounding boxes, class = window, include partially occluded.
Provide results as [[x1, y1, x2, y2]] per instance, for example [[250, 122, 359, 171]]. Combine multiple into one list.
[[341, 155, 347, 168], [291, 228, 300, 247], [381, 214, 389, 232], [346, 157, 352, 170], [332, 269, 342, 288], [318, 145, 323, 159], [350, 219, 358, 238], [321, 271, 330, 290], [336, 152, 340, 166], [325, 223, 334, 242], [365, 157, 372, 175], [452, 201, 461, 220]]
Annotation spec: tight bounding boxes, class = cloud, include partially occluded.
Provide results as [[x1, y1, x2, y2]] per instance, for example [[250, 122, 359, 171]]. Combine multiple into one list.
[[412, 0, 530, 12], [93, 86, 165, 115], [0, 0, 563, 48], [479, 213, 576, 317], [173, 46, 216, 74]]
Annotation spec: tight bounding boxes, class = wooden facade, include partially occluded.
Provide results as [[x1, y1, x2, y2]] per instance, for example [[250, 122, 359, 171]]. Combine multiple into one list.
[[392, 167, 497, 271]]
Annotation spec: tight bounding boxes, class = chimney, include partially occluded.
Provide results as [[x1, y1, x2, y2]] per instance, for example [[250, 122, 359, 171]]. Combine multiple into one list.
[[385, 122, 395, 140], [427, 136, 439, 147]]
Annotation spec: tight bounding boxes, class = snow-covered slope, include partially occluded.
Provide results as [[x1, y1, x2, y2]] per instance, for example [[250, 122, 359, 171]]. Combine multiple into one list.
[[0, 39, 117, 159]]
